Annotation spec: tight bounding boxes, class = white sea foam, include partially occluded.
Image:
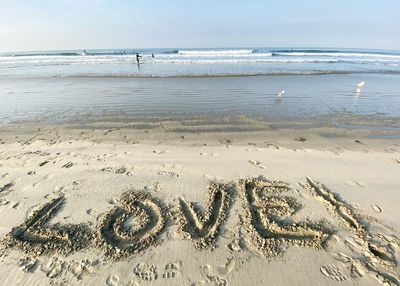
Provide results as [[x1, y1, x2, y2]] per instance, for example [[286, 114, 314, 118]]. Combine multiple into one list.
[[157, 53, 272, 59], [273, 52, 400, 59], [150, 58, 340, 64], [177, 49, 258, 56]]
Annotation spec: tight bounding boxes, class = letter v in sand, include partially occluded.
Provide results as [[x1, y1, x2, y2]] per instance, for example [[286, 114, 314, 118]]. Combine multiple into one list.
[[177, 182, 235, 249]]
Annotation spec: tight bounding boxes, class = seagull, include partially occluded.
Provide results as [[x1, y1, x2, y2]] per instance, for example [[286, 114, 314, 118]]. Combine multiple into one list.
[[277, 90, 285, 97], [355, 81, 365, 96], [357, 81, 365, 88]]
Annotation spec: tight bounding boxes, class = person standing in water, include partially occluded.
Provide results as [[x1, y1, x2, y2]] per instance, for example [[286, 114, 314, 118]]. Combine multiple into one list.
[[136, 53, 142, 64]]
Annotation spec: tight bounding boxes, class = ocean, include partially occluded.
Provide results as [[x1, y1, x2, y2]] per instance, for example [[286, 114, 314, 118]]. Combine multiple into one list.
[[0, 48, 400, 129], [1, 48, 400, 78]]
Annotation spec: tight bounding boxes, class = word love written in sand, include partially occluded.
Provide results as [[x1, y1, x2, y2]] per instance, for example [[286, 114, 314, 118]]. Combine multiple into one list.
[[2, 178, 398, 267]]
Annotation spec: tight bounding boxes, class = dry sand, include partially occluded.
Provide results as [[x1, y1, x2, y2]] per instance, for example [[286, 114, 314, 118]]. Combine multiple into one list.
[[0, 125, 399, 285]]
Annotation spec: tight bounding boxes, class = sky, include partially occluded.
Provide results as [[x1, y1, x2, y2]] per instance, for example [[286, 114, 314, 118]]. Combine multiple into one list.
[[0, 0, 399, 52]]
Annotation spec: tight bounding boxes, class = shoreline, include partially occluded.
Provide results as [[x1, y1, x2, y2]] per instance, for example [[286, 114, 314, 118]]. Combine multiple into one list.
[[1, 120, 400, 153], [3, 70, 399, 79]]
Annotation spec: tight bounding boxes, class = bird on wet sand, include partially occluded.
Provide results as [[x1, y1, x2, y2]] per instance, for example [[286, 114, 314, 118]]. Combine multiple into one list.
[[277, 90, 285, 97], [355, 81, 365, 96]]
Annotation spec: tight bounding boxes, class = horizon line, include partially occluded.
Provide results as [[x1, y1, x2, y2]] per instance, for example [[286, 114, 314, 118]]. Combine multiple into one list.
[[2, 46, 400, 55]]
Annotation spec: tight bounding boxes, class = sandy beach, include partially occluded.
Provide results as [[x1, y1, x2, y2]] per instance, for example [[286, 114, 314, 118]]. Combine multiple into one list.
[[1, 0, 400, 284], [0, 125, 399, 285]]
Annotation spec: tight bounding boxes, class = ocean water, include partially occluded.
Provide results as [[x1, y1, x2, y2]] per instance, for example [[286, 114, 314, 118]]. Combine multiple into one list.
[[1, 48, 400, 78], [0, 48, 399, 129]]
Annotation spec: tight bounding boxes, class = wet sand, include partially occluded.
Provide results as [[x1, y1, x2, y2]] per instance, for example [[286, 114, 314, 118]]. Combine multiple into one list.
[[2, 74, 400, 125]]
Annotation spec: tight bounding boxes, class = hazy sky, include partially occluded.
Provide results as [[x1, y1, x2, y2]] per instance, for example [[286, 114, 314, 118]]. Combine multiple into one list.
[[0, 0, 399, 52]]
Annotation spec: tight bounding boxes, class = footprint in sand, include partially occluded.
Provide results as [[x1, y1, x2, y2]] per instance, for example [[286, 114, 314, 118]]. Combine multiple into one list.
[[0, 250, 7, 261], [12, 202, 20, 209], [62, 162, 74, 168], [391, 158, 400, 164], [219, 139, 232, 145], [18, 257, 40, 273], [371, 204, 383, 213], [162, 261, 182, 279], [153, 150, 169, 155], [200, 265, 227, 286], [200, 258, 236, 286], [108, 197, 118, 205], [106, 274, 140, 286], [344, 181, 367, 188], [207, 275, 227, 286], [48, 257, 98, 280], [344, 238, 363, 253], [86, 208, 98, 216], [102, 166, 133, 176], [106, 274, 120, 286], [200, 152, 218, 157], [134, 263, 158, 281], [216, 258, 236, 276], [157, 170, 179, 178], [153, 182, 162, 192], [25, 150, 51, 157], [332, 252, 352, 264], [39, 160, 49, 167], [0, 199, 10, 206], [248, 160, 266, 169], [227, 239, 242, 252], [0, 182, 14, 193], [41, 256, 66, 278], [350, 261, 366, 278], [68, 259, 99, 280], [264, 143, 280, 149], [295, 137, 307, 142], [202, 174, 215, 180], [320, 265, 349, 281], [355, 181, 367, 188]]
